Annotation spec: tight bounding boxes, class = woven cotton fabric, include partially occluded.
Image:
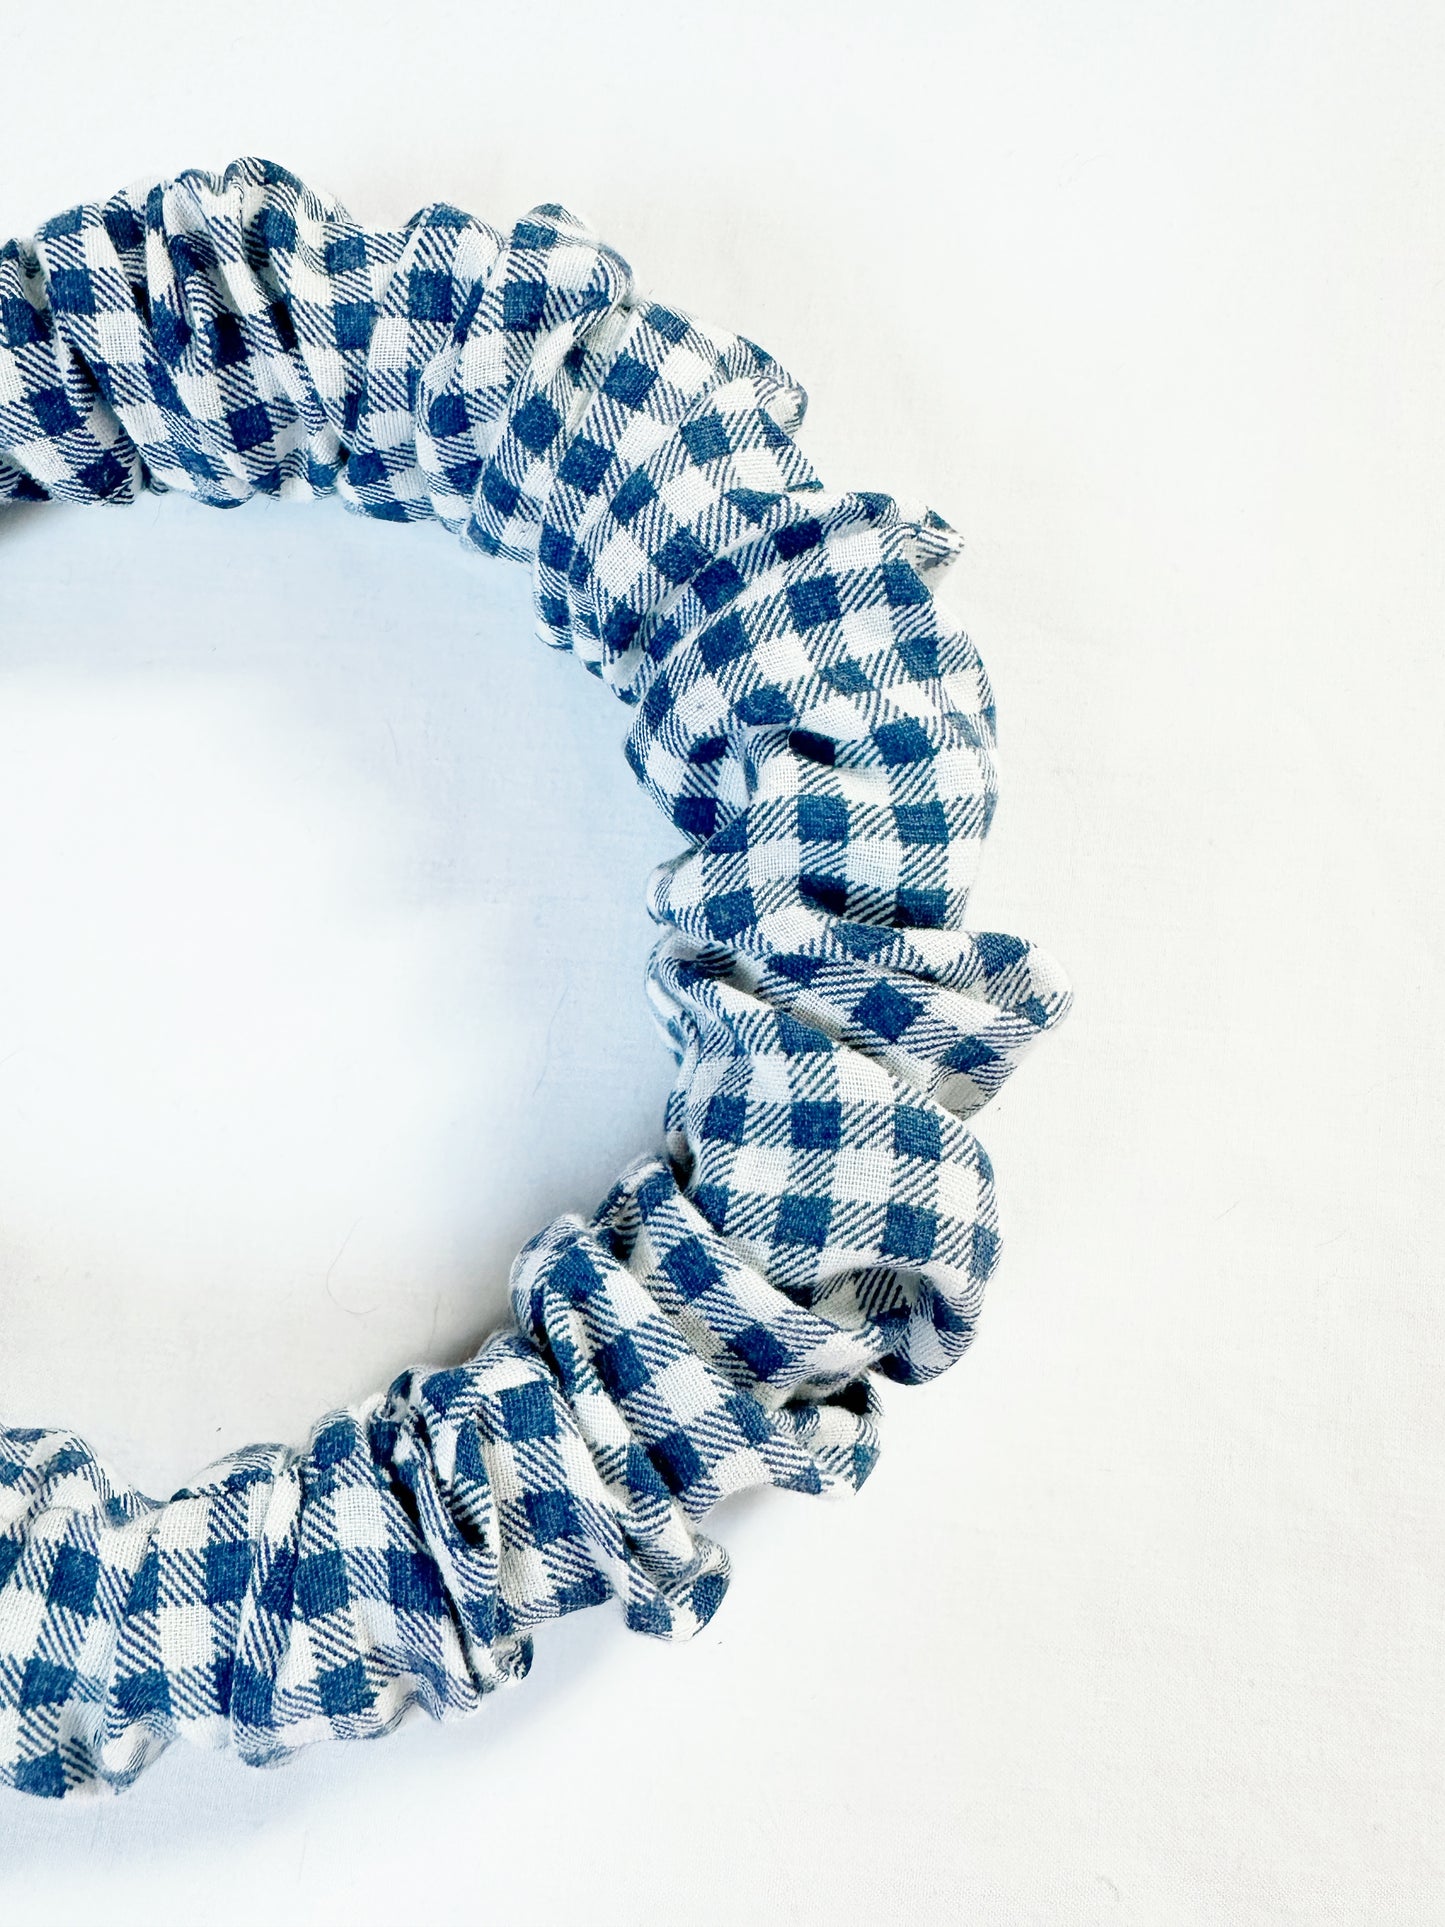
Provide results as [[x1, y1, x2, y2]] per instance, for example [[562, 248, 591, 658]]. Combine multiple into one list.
[[0, 158, 1070, 1800]]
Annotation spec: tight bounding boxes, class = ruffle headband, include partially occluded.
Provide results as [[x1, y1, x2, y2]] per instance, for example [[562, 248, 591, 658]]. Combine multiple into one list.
[[0, 158, 1069, 1797]]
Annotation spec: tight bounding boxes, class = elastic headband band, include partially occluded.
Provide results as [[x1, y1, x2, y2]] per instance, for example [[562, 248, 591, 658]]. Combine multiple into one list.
[[0, 158, 1069, 1799]]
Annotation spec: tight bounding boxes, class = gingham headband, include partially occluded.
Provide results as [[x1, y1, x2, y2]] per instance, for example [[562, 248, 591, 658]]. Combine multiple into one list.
[[0, 158, 1070, 1799]]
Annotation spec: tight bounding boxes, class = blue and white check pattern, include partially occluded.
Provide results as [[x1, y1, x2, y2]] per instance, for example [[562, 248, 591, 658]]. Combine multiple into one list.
[[0, 159, 1070, 1799]]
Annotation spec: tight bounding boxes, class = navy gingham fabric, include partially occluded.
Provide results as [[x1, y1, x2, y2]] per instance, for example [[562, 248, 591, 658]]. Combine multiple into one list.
[[0, 159, 1070, 1799]]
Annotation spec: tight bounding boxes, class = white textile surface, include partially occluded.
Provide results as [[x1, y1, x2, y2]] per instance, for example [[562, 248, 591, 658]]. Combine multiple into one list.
[[0, 1, 1440, 1918]]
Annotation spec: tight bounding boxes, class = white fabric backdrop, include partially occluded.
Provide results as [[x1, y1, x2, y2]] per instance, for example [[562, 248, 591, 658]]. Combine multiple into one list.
[[1, 3, 1441, 1918]]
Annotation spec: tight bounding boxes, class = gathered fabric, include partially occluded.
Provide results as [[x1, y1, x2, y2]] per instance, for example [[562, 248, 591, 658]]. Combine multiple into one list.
[[0, 159, 1069, 1798]]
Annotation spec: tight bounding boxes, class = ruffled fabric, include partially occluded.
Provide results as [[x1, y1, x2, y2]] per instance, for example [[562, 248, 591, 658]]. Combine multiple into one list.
[[0, 158, 1070, 1798]]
